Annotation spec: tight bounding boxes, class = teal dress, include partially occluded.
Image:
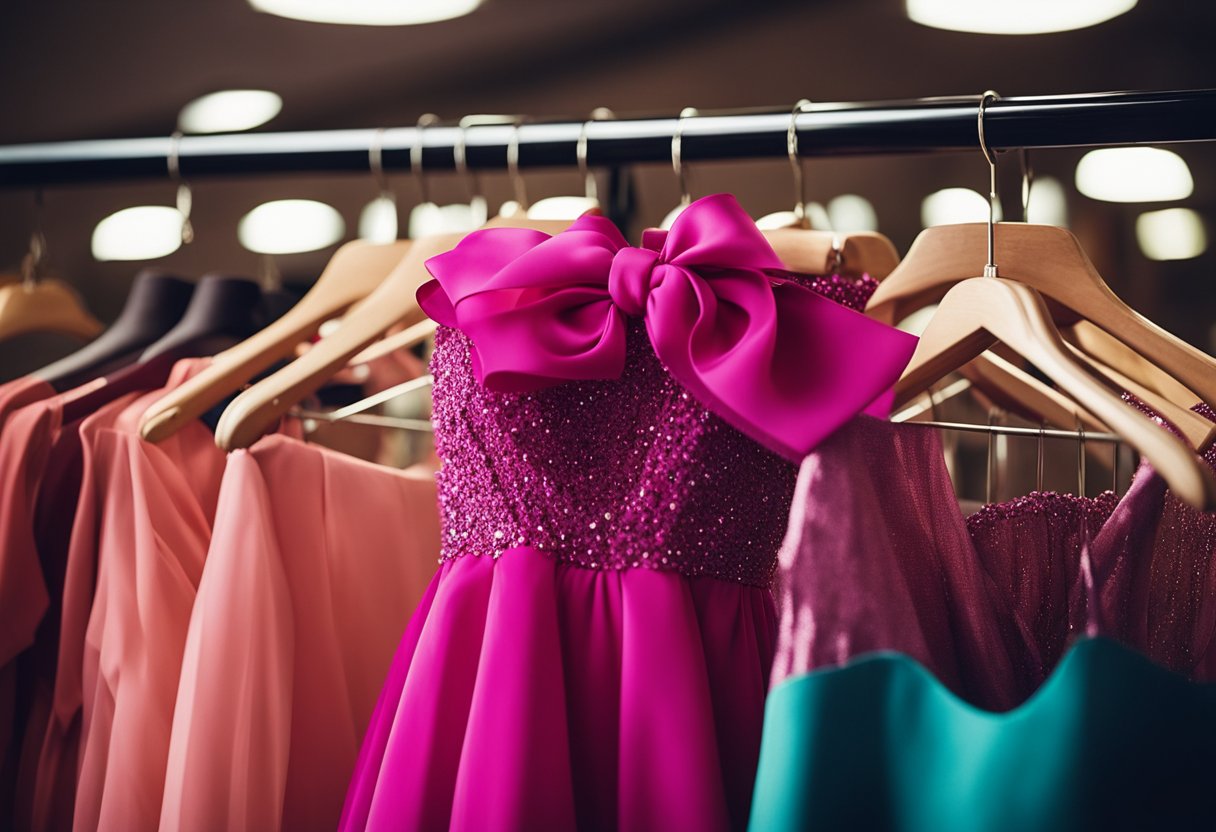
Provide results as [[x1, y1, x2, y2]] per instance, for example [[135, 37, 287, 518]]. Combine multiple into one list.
[[750, 639, 1216, 831]]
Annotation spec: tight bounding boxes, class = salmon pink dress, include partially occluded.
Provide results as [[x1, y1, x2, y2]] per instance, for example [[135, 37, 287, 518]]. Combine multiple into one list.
[[159, 435, 440, 832]]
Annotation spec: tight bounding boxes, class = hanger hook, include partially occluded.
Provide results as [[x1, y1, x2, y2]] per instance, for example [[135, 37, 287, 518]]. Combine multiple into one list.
[[412, 114, 439, 204], [1019, 147, 1033, 223], [21, 188, 47, 288], [168, 130, 194, 246], [977, 90, 1000, 277], [578, 107, 615, 203], [507, 117, 529, 209], [454, 115, 485, 206], [369, 127, 394, 203], [671, 106, 698, 208], [788, 98, 813, 228]]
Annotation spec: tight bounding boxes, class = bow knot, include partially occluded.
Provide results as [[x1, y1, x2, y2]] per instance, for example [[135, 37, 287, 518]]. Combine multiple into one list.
[[608, 246, 663, 317], [418, 194, 917, 461]]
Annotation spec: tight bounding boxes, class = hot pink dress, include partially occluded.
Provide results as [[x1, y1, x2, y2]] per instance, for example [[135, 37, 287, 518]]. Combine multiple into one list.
[[340, 195, 917, 831], [159, 435, 440, 832]]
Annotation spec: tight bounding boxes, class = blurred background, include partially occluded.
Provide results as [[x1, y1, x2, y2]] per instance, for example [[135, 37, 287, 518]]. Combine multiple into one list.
[[1, 0, 1214, 380]]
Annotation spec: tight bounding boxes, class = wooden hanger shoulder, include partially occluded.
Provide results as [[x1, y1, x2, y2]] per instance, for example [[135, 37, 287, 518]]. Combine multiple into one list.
[[0, 279, 103, 342], [867, 222, 1216, 412], [895, 277, 1216, 511], [139, 239, 410, 442]]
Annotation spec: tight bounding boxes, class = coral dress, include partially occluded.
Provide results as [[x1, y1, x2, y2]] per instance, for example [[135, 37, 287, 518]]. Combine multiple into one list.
[[340, 194, 917, 831], [159, 435, 440, 832]]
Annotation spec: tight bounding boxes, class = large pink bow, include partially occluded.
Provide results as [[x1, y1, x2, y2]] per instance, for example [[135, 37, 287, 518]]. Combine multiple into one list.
[[418, 193, 917, 461]]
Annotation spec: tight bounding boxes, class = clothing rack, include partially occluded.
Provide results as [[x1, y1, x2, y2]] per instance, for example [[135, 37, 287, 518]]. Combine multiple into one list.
[[2, 89, 1215, 187]]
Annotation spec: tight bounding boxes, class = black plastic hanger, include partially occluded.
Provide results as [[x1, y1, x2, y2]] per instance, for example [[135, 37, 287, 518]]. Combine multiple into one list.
[[58, 275, 263, 424], [35, 270, 195, 392]]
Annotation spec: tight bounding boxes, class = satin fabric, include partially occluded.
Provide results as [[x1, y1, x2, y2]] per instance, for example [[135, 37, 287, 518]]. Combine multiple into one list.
[[751, 638, 1216, 832], [419, 193, 916, 461], [160, 435, 440, 832], [341, 547, 777, 832]]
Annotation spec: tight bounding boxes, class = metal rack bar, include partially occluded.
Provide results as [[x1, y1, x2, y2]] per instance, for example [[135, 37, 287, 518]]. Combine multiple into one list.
[[2, 88, 1215, 187]]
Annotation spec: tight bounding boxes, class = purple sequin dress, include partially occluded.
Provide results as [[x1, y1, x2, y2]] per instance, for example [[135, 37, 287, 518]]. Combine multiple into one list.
[[339, 275, 879, 832], [772, 408, 1216, 711]]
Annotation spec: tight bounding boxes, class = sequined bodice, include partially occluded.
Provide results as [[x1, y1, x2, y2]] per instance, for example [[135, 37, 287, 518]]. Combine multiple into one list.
[[430, 275, 877, 588]]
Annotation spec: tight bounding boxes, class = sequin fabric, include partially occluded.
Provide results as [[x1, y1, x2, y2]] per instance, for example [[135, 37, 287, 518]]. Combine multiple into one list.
[[430, 273, 877, 588]]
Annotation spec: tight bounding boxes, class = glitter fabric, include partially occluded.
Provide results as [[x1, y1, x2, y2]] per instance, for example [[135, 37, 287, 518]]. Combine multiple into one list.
[[430, 274, 878, 588]]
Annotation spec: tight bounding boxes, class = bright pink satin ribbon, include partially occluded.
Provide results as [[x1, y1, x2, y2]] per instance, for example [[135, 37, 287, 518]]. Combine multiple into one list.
[[418, 193, 917, 461]]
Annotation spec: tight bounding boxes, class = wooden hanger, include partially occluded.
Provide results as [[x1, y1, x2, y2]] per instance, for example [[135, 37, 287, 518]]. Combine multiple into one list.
[[1063, 341, 1216, 450], [864, 221, 1216, 423], [213, 213, 575, 451], [1067, 319, 1200, 408], [959, 352, 1108, 434], [895, 277, 1216, 511], [139, 239, 411, 442], [0, 277, 103, 342]]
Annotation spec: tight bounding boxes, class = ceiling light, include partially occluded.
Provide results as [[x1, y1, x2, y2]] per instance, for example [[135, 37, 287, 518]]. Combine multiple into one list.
[[921, 188, 1001, 227], [1135, 208, 1207, 261], [238, 199, 345, 254], [92, 206, 184, 261], [826, 194, 878, 232], [526, 196, 601, 221], [407, 199, 486, 239], [1025, 176, 1068, 226], [753, 202, 831, 231], [1074, 147, 1193, 203], [248, 0, 483, 26], [906, 0, 1136, 34], [358, 196, 398, 243], [178, 90, 282, 134]]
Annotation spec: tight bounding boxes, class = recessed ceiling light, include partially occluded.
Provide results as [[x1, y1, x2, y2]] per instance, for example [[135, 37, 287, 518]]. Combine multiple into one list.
[[92, 206, 185, 261], [178, 90, 282, 134], [238, 199, 345, 254], [921, 187, 1001, 227], [1135, 208, 1207, 261], [906, 0, 1136, 34], [248, 0, 483, 26], [1025, 176, 1069, 226], [753, 202, 831, 231], [358, 196, 398, 243], [826, 194, 878, 232], [1075, 147, 1193, 203]]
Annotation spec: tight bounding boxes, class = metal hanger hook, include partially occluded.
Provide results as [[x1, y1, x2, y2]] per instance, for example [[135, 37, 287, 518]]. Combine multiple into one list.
[[411, 114, 439, 204], [977, 90, 1001, 277], [788, 98, 813, 228], [507, 117, 529, 209], [454, 115, 485, 206], [369, 127, 394, 205], [21, 188, 47, 288], [167, 130, 194, 245], [671, 106, 698, 207], [578, 107, 615, 203]]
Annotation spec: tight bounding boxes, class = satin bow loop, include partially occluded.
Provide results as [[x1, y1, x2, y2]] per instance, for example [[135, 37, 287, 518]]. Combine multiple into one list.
[[420, 193, 917, 461]]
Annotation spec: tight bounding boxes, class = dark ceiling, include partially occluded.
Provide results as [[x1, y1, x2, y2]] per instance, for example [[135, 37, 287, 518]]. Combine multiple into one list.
[[1, 0, 1214, 374]]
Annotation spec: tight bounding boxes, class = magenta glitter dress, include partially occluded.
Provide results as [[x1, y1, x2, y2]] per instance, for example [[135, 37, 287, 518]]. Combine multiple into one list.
[[339, 195, 917, 831]]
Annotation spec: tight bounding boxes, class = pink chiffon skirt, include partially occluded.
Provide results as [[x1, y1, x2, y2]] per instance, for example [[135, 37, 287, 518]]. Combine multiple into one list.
[[340, 546, 777, 832]]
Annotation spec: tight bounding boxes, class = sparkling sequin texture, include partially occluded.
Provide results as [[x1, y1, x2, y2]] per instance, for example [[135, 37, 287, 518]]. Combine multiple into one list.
[[430, 273, 878, 587]]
